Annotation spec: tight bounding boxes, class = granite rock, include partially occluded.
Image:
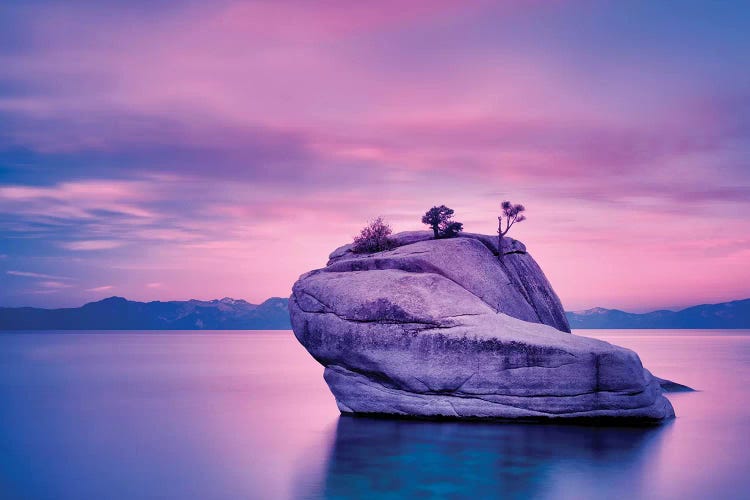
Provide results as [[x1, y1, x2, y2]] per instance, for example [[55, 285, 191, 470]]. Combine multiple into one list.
[[291, 232, 675, 422]]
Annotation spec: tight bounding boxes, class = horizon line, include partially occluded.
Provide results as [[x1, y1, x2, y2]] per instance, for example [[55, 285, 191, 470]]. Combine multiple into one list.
[[2, 295, 748, 316]]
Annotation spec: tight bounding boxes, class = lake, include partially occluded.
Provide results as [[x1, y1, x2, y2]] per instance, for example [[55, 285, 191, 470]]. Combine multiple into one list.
[[0, 330, 748, 499]]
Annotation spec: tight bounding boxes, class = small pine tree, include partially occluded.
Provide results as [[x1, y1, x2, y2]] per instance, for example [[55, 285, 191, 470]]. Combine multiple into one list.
[[421, 205, 464, 238], [442, 221, 464, 238], [497, 200, 526, 253], [352, 217, 394, 253]]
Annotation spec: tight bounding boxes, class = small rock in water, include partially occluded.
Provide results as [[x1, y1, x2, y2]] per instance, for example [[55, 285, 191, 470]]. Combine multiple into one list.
[[655, 377, 696, 393]]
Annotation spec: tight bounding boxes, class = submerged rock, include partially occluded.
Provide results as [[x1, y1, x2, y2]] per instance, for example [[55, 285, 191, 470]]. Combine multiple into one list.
[[290, 232, 675, 422], [655, 377, 695, 393]]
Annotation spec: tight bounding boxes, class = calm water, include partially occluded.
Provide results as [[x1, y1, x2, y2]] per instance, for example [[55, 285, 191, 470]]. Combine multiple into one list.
[[0, 330, 748, 500]]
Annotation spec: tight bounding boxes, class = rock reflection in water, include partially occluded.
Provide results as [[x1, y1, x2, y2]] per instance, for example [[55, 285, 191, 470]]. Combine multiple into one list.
[[306, 416, 669, 499]]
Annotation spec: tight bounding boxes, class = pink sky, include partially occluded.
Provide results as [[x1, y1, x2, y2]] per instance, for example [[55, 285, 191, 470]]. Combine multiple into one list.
[[1, 0, 749, 311]]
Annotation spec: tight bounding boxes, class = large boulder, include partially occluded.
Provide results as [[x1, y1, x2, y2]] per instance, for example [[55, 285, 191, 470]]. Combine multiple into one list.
[[290, 232, 674, 422]]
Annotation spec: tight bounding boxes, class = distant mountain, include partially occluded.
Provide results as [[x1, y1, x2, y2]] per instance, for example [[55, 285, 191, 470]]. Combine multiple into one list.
[[0, 296, 291, 330], [3, 296, 748, 330], [567, 298, 750, 329]]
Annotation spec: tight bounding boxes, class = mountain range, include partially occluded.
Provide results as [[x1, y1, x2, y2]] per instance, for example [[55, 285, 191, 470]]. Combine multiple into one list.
[[0, 297, 291, 330], [567, 298, 750, 329], [1, 296, 748, 330]]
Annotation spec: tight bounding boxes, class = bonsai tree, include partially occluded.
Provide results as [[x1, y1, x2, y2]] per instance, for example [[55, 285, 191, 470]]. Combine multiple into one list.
[[497, 200, 526, 251], [442, 221, 464, 238], [352, 217, 394, 253], [421, 205, 464, 238]]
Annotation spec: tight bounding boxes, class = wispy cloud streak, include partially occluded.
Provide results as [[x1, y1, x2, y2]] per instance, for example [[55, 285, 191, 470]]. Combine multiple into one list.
[[7, 270, 74, 281]]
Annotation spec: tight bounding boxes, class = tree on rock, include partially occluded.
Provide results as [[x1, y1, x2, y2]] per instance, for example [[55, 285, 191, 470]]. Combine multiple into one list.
[[441, 221, 464, 238], [422, 205, 464, 239], [352, 217, 394, 253], [498, 201, 526, 252]]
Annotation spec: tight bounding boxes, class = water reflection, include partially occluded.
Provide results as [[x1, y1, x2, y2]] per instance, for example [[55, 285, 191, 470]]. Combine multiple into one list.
[[308, 416, 670, 499], [3, 331, 748, 499]]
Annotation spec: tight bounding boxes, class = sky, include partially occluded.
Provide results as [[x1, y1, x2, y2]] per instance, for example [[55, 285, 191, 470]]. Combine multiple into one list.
[[1, 0, 749, 312]]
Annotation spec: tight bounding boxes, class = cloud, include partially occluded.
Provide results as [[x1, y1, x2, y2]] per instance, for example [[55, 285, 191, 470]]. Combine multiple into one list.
[[7, 270, 73, 280], [131, 228, 200, 242], [0, 180, 156, 220], [86, 285, 114, 292], [28, 289, 67, 295], [146, 282, 162, 288], [60, 240, 124, 251], [39, 281, 73, 289]]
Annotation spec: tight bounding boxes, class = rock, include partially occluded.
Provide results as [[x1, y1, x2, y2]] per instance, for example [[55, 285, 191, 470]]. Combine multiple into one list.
[[291, 232, 675, 422], [655, 376, 695, 393], [327, 231, 568, 333]]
